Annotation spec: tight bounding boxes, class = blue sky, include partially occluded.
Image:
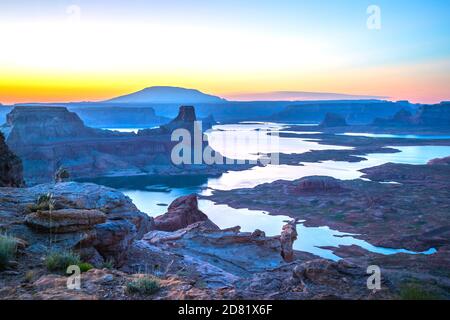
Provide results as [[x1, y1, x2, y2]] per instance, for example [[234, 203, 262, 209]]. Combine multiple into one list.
[[0, 0, 449, 103]]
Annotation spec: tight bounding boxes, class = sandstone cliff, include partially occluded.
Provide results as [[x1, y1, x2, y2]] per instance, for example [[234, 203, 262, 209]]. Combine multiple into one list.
[[0, 131, 24, 187], [1, 105, 247, 185], [373, 102, 450, 127]]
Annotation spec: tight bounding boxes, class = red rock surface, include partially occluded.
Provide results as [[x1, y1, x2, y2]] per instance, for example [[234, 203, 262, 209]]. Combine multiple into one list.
[[154, 194, 219, 232]]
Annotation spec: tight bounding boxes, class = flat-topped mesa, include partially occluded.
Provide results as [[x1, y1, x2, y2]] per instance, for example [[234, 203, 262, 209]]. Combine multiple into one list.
[[0, 131, 24, 187], [4, 106, 108, 144], [1, 105, 242, 185]]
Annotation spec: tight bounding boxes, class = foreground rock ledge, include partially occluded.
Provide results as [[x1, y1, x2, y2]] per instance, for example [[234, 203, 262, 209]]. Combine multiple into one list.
[[0, 182, 154, 266]]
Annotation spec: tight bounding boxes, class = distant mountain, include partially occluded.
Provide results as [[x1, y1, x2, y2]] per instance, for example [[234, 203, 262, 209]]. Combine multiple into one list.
[[104, 86, 227, 104], [225, 91, 388, 101]]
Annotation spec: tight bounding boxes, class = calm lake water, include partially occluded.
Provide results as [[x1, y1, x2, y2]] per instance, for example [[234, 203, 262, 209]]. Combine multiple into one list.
[[94, 123, 449, 260]]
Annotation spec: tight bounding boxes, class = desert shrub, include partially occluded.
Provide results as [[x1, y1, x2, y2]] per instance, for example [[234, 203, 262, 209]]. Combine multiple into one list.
[[45, 250, 81, 272], [126, 277, 161, 295], [37, 193, 52, 206], [24, 270, 35, 283], [28, 193, 55, 212], [55, 167, 70, 183], [0, 234, 17, 270], [399, 282, 442, 300], [78, 262, 94, 273], [101, 259, 115, 270]]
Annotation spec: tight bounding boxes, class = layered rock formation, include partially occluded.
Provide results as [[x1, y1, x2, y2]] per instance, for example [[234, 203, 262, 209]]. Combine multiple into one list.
[[154, 194, 219, 232], [25, 209, 106, 233], [0, 182, 153, 266], [0, 131, 24, 187], [4, 106, 108, 144], [1, 105, 245, 185], [0, 185, 398, 300], [373, 102, 450, 127], [280, 222, 298, 262], [159, 105, 198, 133], [417, 102, 450, 126]]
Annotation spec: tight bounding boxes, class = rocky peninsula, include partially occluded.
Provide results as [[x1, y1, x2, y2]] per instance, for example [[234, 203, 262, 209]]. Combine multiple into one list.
[[0, 105, 252, 185]]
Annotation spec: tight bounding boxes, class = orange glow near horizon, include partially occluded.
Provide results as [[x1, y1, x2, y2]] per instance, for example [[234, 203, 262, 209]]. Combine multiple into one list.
[[1, 2, 450, 105], [1, 59, 449, 105], [1, 15, 449, 105]]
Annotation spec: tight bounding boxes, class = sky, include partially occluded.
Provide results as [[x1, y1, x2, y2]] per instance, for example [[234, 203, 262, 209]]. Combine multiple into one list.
[[0, 0, 449, 104]]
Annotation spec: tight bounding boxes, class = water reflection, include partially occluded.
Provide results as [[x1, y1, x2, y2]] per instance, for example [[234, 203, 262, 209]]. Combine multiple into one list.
[[88, 123, 448, 260]]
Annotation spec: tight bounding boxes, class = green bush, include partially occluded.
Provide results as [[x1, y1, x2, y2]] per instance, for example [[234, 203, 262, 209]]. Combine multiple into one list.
[[78, 262, 94, 273], [45, 250, 81, 272], [126, 277, 161, 295], [0, 234, 17, 270]]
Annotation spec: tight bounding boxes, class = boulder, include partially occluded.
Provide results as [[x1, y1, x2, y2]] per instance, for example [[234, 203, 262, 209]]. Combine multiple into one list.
[[90, 219, 137, 267], [292, 259, 365, 287], [154, 194, 219, 231], [25, 209, 106, 233], [280, 222, 298, 262], [293, 176, 343, 193]]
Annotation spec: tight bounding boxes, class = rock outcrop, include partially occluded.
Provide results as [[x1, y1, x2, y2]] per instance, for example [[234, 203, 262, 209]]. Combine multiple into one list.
[[25, 209, 106, 233], [293, 176, 343, 193], [280, 222, 298, 262], [373, 109, 414, 126], [1, 188, 400, 300], [0, 132, 24, 187], [319, 113, 348, 127], [157, 106, 201, 133], [1, 105, 248, 185], [3, 106, 111, 144], [428, 156, 450, 165], [154, 194, 219, 232], [141, 222, 286, 280], [373, 102, 450, 127], [0, 182, 153, 266], [416, 102, 450, 126]]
